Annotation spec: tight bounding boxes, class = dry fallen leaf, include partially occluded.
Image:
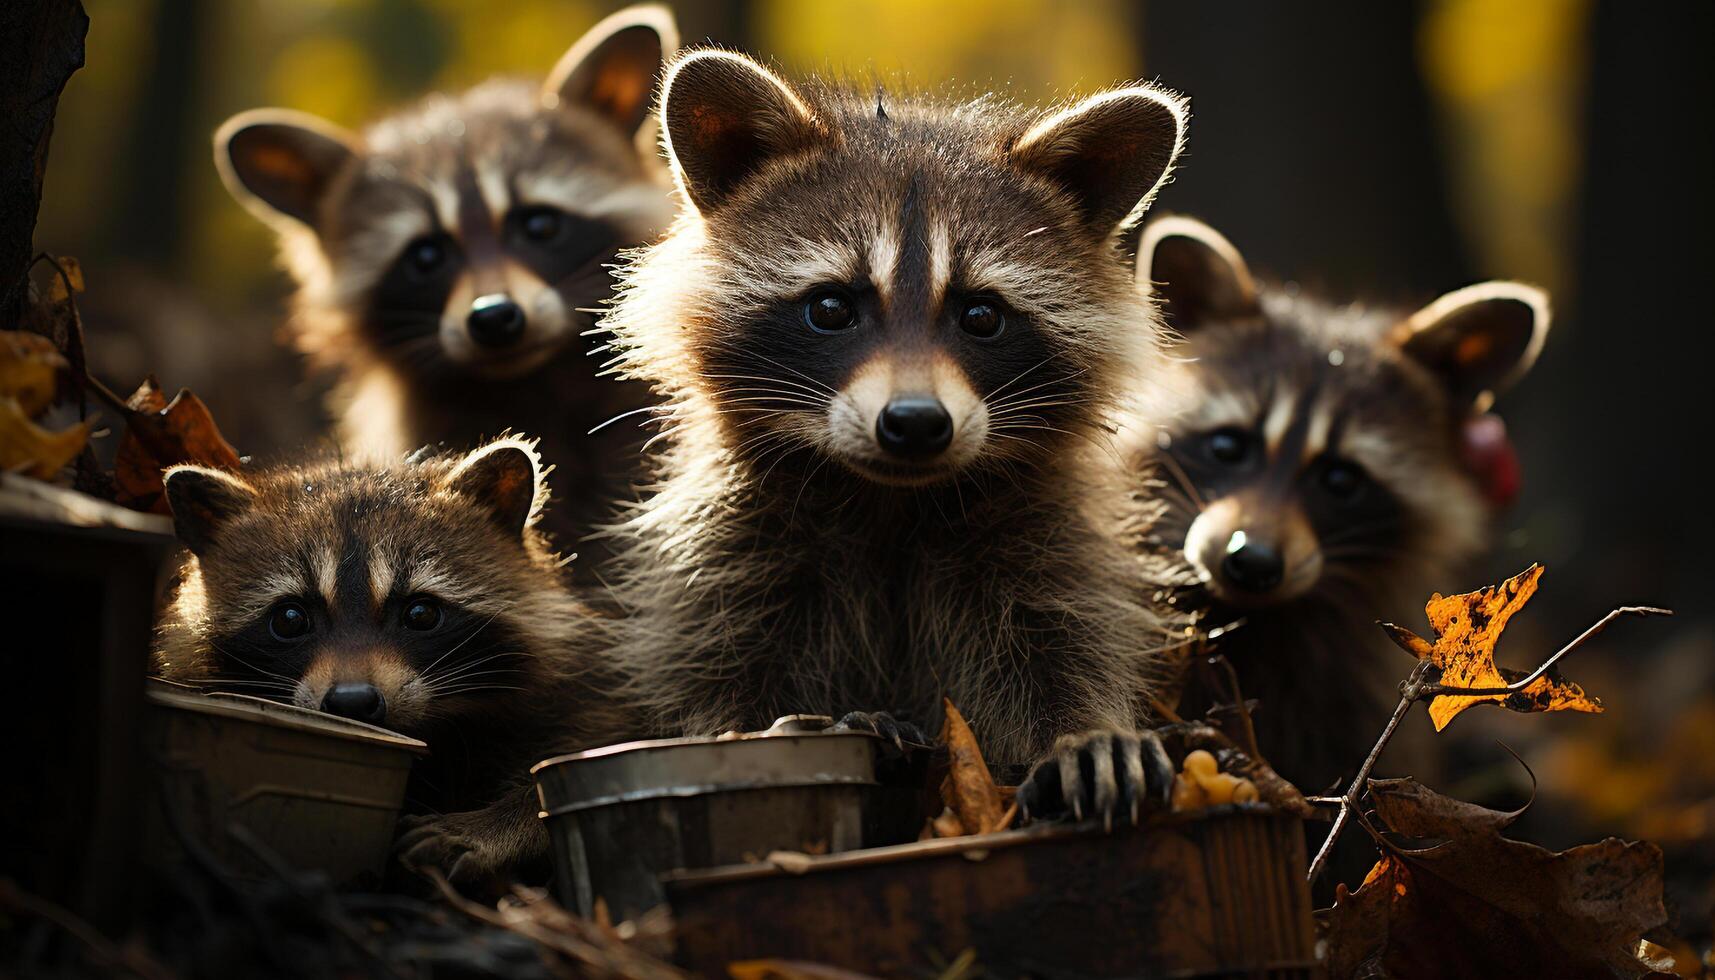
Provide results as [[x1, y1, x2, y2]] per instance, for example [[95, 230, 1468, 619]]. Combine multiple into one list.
[[1382, 564, 1602, 731], [112, 377, 242, 513], [1322, 777, 1670, 979], [0, 396, 91, 479], [0, 331, 67, 417], [936, 698, 1008, 837]]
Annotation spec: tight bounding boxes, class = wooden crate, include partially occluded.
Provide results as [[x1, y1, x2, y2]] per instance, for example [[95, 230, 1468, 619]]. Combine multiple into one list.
[[665, 809, 1320, 979]]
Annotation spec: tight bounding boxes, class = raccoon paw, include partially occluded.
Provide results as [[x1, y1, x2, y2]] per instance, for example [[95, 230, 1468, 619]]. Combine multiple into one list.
[[832, 710, 932, 755], [395, 806, 542, 899], [1017, 728, 1175, 830]]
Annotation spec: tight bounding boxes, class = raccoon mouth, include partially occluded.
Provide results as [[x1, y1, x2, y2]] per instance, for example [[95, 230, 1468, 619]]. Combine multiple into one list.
[[460, 340, 564, 379], [836, 454, 963, 487]]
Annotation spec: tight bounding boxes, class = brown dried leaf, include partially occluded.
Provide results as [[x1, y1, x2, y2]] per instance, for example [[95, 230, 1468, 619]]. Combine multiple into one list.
[[112, 377, 242, 513], [1383, 564, 1602, 731], [937, 698, 1007, 836], [0, 396, 90, 479], [0, 331, 68, 417], [1323, 778, 1670, 979]]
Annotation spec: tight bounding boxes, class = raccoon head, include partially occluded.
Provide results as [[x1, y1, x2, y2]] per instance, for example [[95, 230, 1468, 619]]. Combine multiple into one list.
[[215, 5, 677, 381], [1137, 216, 1549, 610], [157, 438, 567, 737], [609, 51, 1186, 488]]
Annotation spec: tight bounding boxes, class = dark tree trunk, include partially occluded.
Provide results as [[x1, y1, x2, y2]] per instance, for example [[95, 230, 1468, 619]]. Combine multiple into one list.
[[1139, 0, 1468, 297], [0, 0, 87, 323]]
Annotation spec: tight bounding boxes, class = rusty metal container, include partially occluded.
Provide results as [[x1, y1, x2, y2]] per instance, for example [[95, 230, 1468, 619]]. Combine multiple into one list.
[[144, 681, 428, 887], [533, 715, 926, 921], [665, 809, 1320, 979]]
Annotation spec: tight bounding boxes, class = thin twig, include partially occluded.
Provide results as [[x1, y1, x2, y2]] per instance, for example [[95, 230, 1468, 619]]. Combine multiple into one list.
[[1307, 661, 1429, 884], [1307, 603, 1669, 886], [1206, 652, 1263, 763], [1420, 606, 1673, 698]]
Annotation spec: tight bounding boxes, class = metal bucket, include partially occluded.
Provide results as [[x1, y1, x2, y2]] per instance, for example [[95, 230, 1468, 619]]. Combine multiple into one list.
[[533, 715, 926, 920], [145, 681, 428, 887]]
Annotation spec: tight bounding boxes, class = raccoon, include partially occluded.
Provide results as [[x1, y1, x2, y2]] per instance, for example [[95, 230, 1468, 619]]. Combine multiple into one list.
[[596, 50, 1193, 821], [1128, 215, 1549, 790], [153, 437, 626, 888], [212, 5, 678, 557]]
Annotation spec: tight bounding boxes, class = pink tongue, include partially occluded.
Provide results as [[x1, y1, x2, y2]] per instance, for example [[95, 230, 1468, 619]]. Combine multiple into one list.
[[1461, 413, 1521, 508]]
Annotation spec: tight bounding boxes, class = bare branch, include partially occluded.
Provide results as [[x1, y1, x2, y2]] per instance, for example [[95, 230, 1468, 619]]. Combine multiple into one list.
[[1309, 603, 1670, 886]]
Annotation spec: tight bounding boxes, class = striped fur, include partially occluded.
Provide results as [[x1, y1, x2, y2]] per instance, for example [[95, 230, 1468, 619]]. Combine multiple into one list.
[[1125, 215, 1549, 788], [595, 51, 1193, 766]]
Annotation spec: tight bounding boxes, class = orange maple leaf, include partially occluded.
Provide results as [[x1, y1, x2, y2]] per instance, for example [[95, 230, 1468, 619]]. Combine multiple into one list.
[[1380, 565, 1602, 731]]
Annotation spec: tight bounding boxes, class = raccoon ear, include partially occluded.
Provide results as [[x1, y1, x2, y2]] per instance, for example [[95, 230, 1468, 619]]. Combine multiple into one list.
[[445, 439, 546, 539], [1137, 215, 1258, 330], [1012, 85, 1189, 237], [659, 50, 823, 214], [215, 109, 359, 227], [544, 4, 677, 138], [1397, 281, 1551, 410], [164, 466, 257, 557]]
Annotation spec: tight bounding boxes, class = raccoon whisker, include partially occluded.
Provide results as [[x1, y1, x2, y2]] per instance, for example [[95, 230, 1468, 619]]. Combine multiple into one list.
[[1317, 520, 1406, 549], [788, 452, 836, 526], [418, 615, 498, 680], [718, 395, 829, 409], [425, 659, 527, 687], [747, 351, 840, 396], [424, 670, 527, 694], [423, 649, 527, 685], [987, 400, 1083, 419], [430, 684, 529, 698], [589, 404, 667, 435], [982, 352, 1062, 403], [703, 374, 840, 400], [1155, 453, 1207, 512], [209, 644, 301, 687], [984, 367, 1088, 412]]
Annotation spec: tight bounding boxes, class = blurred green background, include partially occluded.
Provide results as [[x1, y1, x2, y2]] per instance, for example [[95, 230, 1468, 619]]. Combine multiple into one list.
[[29, 0, 1715, 944]]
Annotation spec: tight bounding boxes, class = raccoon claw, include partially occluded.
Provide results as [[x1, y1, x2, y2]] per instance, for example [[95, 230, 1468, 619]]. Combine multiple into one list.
[[396, 812, 515, 899], [832, 710, 932, 755], [1018, 728, 1174, 830]]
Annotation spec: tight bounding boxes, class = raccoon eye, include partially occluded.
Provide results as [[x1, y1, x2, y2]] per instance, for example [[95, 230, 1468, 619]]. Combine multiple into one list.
[[402, 597, 441, 631], [1205, 428, 1253, 466], [519, 206, 564, 244], [269, 602, 311, 641], [959, 298, 1005, 339], [404, 236, 449, 277], [1320, 459, 1367, 500], [804, 291, 857, 333]]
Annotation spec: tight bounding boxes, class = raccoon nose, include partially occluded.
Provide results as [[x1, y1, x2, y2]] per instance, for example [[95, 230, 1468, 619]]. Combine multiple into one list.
[[876, 398, 953, 460], [320, 683, 387, 725], [1220, 537, 1284, 594], [467, 295, 526, 348]]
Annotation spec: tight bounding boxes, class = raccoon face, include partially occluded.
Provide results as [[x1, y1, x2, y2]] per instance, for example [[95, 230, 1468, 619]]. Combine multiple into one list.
[[628, 52, 1185, 487], [1137, 217, 1549, 609], [161, 439, 555, 736], [216, 5, 677, 380]]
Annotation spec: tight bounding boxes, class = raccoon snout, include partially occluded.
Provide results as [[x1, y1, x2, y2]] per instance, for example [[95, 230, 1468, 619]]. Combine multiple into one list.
[[467, 294, 526, 349], [1219, 533, 1284, 594], [875, 397, 953, 460], [321, 682, 387, 725]]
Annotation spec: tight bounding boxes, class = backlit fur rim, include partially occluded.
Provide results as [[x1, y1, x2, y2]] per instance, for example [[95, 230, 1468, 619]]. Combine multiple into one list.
[[1014, 82, 1191, 234], [1403, 280, 1552, 397], [656, 48, 821, 216], [212, 107, 362, 230], [1133, 213, 1258, 303], [444, 433, 553, 529]]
